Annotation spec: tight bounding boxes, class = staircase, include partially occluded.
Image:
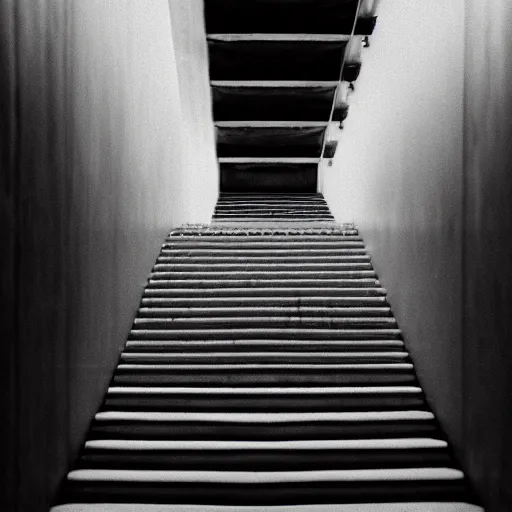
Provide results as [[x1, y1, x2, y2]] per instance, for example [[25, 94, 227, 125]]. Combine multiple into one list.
[[51, 2, 482, 511], [53, 194, 482, 511], [213, 193, 335, 224], [208, 0, 371, 193]]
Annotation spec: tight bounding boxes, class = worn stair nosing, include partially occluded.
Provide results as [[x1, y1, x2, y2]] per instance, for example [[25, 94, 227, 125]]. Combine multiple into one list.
[[85, 438, 447, 451], [51, 503, 484, 512], [116, 363, 414, 371], [67, 467, 464, 483], [124, 338, 404, 348], [94, 410, 436, 423], [107, 386, 422, 395]]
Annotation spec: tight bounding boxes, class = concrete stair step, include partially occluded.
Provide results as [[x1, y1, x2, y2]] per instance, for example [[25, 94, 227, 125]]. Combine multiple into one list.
[[112, 363, 415, 387], [52, 502, 484, 512], [137, 307, 391, 318], [146, 279, 380, 289], [153, 263, 373, 272], [79, 438, 450, 471], [143, 287, 387, 297], [165, 235, 361, 242], [132, 317, 398, 329], [162, 243, 366, 250], [123, 338, 405, 352], [103, 385, 425, 412], [90, 410, 439, 442], [63, 467, 467, 505], [156, 257, 372, 265], [140, 296, 387, 308], [120, 351, 410, 364], [149, 271, 377, 280], [128, 328, 402, 341], [160, 248, 368, 255]]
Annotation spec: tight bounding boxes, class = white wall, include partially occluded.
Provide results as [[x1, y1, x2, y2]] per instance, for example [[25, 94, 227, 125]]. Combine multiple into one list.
[[322, 1, 512, 510], [168, 0, 219, 222], [321, 0, 466, 458]]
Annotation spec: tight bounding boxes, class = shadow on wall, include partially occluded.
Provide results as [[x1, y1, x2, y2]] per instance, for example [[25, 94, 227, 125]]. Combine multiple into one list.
[[1, 1, 217, 511]]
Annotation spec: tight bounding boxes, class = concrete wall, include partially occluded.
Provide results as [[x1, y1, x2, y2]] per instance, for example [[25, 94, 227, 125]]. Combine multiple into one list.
[[322, 0, 512, 510], [462, 1, 512, 509], [168, 0, 219, 219], [0, 1, 216, 510], [323, 0, 466, 444]]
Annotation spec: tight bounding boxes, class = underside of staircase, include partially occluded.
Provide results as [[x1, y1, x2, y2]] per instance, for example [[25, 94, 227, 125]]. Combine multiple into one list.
[[210, 0, 369, 192], [53, 1, 483, 511]]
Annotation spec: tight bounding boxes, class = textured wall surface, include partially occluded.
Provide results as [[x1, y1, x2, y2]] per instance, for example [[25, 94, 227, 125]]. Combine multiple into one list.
[[168, 0, 219, 220], [462, 1, 512, 509], [323, 0, 512, 510], [323, 0, 466, 447], [0, 1, 216, 510]]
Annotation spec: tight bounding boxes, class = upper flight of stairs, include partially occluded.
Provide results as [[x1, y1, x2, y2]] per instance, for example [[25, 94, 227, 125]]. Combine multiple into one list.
[[54, 195, 482, 511], [213, 192, 335, 224], [208, 0, 374, 193]]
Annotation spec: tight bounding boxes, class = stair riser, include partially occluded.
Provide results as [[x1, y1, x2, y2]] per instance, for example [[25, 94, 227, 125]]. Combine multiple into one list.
[[150, 272, 377, 280], [164, 238, 363, 243], [123, 340, 404, 352], [160, 251, 369, 257], [145, 281, 381, 289], [89, 421, 439, 442], [137, 308, 391, 318], [163, 247, 367, 253], [103, 395, 425, 412], [132, 319, 397, 329], [143, 289, 388, 298], [78, 450, 451, 471], [208, 41, 345, 81], [112, 374, 415, 386], [156, 256, 371, 262], [128, 329, 402, 341], [153, 264, 373, 271], [141, 298, 387, 308], [63, 480, 467, 506], [212, 212, 334, 216], [120, 356, 409, 364], [204, 0, 362, 35]]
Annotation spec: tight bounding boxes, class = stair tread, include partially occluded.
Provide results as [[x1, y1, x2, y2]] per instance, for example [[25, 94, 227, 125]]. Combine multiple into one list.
[[108, 386, 422, 395], [116, 364, 413, 370], [95, 411, 436, 423], [85, 438, 446, 451], [67, 467, 464, 483], [52, 503, 484, 512]]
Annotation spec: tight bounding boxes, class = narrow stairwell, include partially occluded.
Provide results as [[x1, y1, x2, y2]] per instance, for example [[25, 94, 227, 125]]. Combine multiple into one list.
[[53, 197, 482, 511], [52, 3, 483, 509]]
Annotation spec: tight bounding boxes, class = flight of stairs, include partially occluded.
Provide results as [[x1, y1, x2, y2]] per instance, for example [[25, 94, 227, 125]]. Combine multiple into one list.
[[207, 0, 371, 193], [53, 196, 482, 511], [213, 192, 335, 224]]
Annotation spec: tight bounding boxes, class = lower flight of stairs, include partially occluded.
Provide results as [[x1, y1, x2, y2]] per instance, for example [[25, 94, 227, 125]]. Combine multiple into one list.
[[53, 202, 482, 511]]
